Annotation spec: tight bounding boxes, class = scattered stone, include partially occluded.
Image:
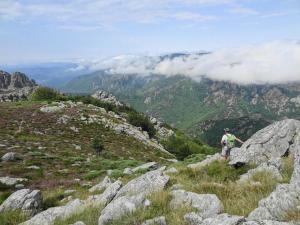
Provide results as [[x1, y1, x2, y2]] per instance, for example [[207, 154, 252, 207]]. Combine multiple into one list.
[[57, 115, 70, 124], [89, 176, 112, 193], [73, 144, 81, 150], [164, 167, 178, 174], [86, 180, 122, 206], [26, 165, 40, 170], [98, 194, 150, 225], [199, 213, 245, 225], [171, 184, 184, 191], [20, 199, 84, 225], [123, 162, 159, 175], [70, 221, 86, 225], [114, 169, 169, 199], [243, 221, 295, 225], [15, 184, 25, 189], [0, 176, 28, 186], [64, 190, 76, 196], [61, 196, 73, 203], [0, 189, 42, 216], [40, 103, 65, 113], [70, 126, 79, 133], [1, 152, 23, 161], [141, 216, 167, 225], [170, 190, 223, 218], [187, 153, 222, 169]]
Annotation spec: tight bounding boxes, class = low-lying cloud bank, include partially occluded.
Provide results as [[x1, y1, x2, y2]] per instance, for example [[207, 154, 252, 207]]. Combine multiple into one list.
[[76, 40, 300, 84]]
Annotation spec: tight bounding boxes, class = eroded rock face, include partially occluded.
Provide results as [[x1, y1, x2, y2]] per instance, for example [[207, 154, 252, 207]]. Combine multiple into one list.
[[114, 169, 169, 199], [0, 189, 42, 216], [170, 190, 223, 218], [230, 119, 300, 166], [20, 199, 84, 225], [98, 194, 150, 225]]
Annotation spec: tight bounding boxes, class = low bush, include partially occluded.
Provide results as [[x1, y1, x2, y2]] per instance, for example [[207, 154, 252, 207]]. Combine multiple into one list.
[[31, 87, 65, 102], [91, 136, 105, 155], [162, 132, 217, 160]]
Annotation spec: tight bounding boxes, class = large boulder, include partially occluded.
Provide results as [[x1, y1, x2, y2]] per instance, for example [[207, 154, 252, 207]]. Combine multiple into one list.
[[170, 190, 223, 218], [0, 189, 42, 215], [20, 199, 84, 225], [86, 180, 122, 206], [98, 194, 150, 225], [1, 152, 23, 161], [114, 169, 169, 199], [230, 119, 300, 166]]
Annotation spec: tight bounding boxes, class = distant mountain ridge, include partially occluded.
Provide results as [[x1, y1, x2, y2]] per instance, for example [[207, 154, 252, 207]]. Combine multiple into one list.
[[63, 71, 300, 145]]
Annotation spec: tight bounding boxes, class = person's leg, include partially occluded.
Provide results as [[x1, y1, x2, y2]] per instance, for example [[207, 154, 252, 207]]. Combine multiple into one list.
[[222, 146, 228, 160], [225, 148, 231, 160]]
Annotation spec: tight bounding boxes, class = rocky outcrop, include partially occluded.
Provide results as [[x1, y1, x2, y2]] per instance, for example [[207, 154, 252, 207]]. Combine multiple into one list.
[[86, 180, 122, 206], [170, 190, 223, 218], [0, 71, 37, 102], [1, 152, 23, 161], [0, 189, 42, 216], [20, 199, 84, 225], [230, 119, 300, 166], [98, 194, 150, 225], [92, 90, 123, 106], [114, 169, 169, 199], [40, 103, 66, 113], [123, 162, 159, 175]]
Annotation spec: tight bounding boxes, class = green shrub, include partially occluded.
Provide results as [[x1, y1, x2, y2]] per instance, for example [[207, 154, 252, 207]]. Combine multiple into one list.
[[91, 136, 105, 155], [31, 87, 64, 101], [128, 113, 156, 138], [162, 132, 217, 160]]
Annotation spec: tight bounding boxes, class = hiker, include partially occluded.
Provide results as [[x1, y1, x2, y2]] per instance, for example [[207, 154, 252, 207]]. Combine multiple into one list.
[[221, 128, 244, 160]]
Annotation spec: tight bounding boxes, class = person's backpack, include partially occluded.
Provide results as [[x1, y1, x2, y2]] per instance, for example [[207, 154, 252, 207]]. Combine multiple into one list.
[[226, 134, 235, 148]]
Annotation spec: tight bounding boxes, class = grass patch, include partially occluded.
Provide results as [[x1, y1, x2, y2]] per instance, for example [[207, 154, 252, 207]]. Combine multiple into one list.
[[0, 210, 30, 225], [169, 160, 278, 216], [43, 188, 65, 209], [284, 209, 300, 222], [84, 170, 106, 181], [282, 156, 294, 183]]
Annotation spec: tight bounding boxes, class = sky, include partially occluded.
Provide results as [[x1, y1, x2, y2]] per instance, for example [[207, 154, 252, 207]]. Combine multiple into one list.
[[0, 0, 300, 65]]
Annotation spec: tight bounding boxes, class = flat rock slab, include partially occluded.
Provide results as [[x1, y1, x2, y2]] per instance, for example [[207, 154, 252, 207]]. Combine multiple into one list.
[[0, 189, 42, 216], [230, 119, 300, 166], [114, 169, 169, 199], [20, 199, 84, 225], [98, 194, 150, 225], [199, 214, 245, 225], [170, 190, 223, 218]]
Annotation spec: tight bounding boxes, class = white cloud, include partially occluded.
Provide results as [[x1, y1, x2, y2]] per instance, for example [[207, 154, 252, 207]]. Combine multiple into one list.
[[85, 40, 300, 84]]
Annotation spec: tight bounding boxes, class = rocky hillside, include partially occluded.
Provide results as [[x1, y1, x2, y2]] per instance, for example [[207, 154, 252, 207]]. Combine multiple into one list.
[[63, 72, 300, 145], [0, 71, 38, 102], [1, 117, 299, 224]]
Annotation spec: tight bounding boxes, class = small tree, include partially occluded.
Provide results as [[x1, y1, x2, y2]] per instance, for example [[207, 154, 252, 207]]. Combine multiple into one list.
[[91, 136, 104, 155]]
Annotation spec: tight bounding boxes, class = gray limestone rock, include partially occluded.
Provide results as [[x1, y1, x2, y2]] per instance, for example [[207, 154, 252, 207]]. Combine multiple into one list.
[[0, 176, 28, 186], [0, 189, 42, 215], [20, 199, 84, 225], [199, 214, 245, 225], [141, 216, 167, 225], [98, 194, 150, 225], [187, 153, 222, 169], [115, 169, 169, 199], [89, 176, 112, 193], [170, 190, 223, 218], [1, 152, 23, 161]]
